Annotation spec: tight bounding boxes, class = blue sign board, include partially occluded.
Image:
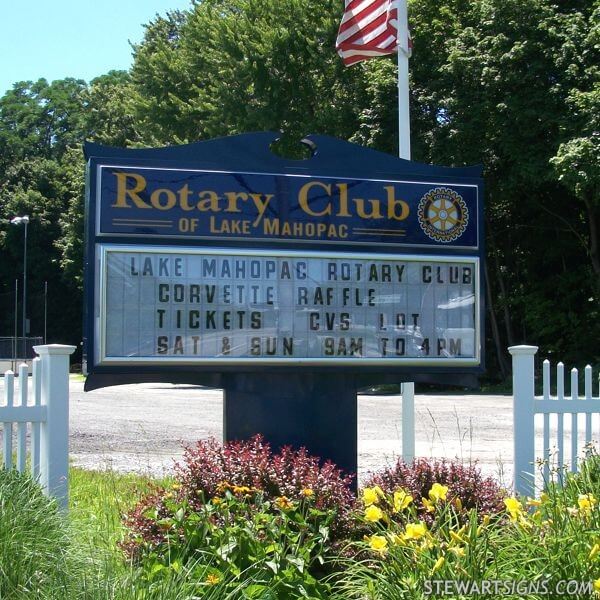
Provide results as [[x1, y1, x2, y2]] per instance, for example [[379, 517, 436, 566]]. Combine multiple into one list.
[[96, 166, 479, 249], [83, 132, 484, 391]]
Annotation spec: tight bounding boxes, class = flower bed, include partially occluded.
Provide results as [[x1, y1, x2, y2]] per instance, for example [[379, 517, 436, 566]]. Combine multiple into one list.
[[119, 437, 600, 599]]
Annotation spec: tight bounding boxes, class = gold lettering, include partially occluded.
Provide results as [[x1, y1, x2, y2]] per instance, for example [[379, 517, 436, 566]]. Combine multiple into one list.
[[354, 197, 383, 219], [150, 188, 177, 210], [112, 172, 150, 209], [385, 186, 410, 220], [298, 181, 332, 217], [178, 184, 195, 211], [224, 191, 248, 212], [264, 218, 280, 235], [197, 191, 220, 212], [336, 183, 351, 217], [249, 193, 273, 227]]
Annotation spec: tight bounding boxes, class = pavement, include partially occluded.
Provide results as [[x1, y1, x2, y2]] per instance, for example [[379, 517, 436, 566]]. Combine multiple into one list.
[[63, 381, 515, 486]]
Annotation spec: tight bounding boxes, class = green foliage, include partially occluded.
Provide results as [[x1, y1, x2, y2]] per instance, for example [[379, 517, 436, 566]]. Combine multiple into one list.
[[0, 72, 138, 349], [3, 456, 600, 599], [0, 0, 598, 370], [130, 0, 364, 154], [122, 436, 355, 598], [128, 489, 335, 598], [331, 453, 600, 599]]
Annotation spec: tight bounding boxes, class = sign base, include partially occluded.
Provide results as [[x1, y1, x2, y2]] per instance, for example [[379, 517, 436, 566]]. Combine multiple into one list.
[[223, 373, 357, 477]]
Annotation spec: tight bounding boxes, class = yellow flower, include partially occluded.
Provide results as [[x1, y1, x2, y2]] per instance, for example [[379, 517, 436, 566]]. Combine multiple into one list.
[[422, 497, 435, 513], [369, 534, 388, 553], [301, 488, 314, 497], [419, 537, 435, 551], [593, 578, 600, 592], [541, 519, 554, 527], [431, 556, 445, 574], [449, 546, 465, 558], [517, 515, 533, 530], [363, 486, 384, 506], [454, 497, 463, 511], [364, 505, 385, 522], [503, 497, 523, 522], [578, 493, 597, 516], [429, 483, 449, 502], [233, 485, 252, 494], [205, 573, 220, 585], [589, 543, 600, 561], [275, 496, 293, 510], [403, 522, 428, 541], [393, 489, 413, 512], [216, 481, 231, 493], [450, 530, 466, 545], [526, 497, 542, 507], [211, 497, 222, 506]]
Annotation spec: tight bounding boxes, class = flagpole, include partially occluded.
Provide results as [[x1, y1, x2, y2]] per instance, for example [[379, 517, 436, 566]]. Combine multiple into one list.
[[396, 0, 411, 159]]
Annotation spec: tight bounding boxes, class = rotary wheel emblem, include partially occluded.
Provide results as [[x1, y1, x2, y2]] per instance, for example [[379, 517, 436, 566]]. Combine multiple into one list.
[[417, 187, 469, 243]]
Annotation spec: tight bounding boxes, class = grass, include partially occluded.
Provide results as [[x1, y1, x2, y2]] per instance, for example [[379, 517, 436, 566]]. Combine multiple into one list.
[[0, 466, 181, 599], [0, 469, 75, 598], [46, 468, 251, 600]]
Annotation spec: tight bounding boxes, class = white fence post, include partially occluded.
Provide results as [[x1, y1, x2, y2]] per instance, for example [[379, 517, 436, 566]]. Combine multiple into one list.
[[401, 382, 415, 462], [30, 357, 42, 479], [509, 344, 538, 497], [16, 363, 28, 472], [33, 344, 76, 510], [2, 370, 14, 469]]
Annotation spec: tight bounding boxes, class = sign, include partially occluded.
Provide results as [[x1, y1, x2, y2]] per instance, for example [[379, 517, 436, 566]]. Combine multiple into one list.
[[97, 246, 479, 366], [83, 133, 484, 388], [96, 166, 479, 249]]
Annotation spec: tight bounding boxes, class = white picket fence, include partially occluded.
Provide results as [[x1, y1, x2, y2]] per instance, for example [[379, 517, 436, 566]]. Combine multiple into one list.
[[0, 344, 75, 509], [401, 382, 415, 462], [510, 345, 600, 497]]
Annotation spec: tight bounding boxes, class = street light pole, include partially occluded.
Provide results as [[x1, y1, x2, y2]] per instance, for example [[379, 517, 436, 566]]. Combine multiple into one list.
[[10, 215, 30, 358]]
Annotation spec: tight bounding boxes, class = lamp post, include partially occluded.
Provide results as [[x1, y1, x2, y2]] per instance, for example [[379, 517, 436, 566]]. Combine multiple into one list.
[[10, 215, 29, 358]]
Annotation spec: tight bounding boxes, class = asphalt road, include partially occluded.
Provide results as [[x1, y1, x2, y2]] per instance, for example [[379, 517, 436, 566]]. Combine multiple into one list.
[[64, 381, 515, 485]]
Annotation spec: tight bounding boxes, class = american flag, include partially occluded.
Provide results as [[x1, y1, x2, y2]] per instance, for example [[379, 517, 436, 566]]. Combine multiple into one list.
[[336, 0, 410, 67]]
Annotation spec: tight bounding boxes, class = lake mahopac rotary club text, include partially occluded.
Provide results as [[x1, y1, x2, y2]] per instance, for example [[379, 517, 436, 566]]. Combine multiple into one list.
[[103, 251, 476, 361]]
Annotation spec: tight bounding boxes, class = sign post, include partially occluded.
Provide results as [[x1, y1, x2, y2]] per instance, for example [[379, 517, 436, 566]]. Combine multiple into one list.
[[83, 132, 484, 475]]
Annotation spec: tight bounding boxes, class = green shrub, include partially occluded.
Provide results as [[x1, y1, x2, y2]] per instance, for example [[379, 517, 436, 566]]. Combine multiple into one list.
[[122, 436, 355, 598], [363, 458, 506, 525], [332, 453, 600, 599]]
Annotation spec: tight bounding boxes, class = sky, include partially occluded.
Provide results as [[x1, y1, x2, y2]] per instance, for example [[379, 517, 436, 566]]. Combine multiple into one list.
[[0, 0, 193, 97]]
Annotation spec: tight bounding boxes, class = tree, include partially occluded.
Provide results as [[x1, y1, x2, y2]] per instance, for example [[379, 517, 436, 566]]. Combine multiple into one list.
[[0, 78, 88, 175], [130, 0, 366, 154], [0, 73, 143, 351], [550, 2, 600, 288], [0, 0, 596, 371], [406, 0, 599, 365]]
